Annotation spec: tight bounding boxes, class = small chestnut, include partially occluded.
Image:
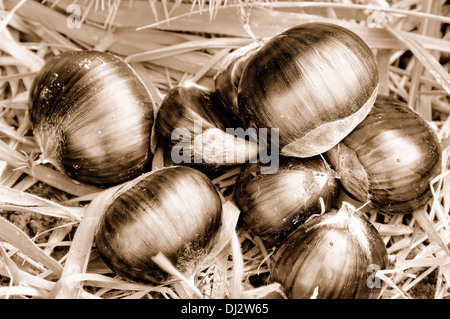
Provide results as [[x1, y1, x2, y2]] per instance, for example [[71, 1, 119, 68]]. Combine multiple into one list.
[[214, 41, 261, 124], [155, 83, 259, 174], [234, 156, 339, 245]]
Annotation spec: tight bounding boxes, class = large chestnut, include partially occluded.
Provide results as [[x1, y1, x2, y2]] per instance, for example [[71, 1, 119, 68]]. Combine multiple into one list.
[[271, 202, 389, 299], [94, 166, 222, 283], [29, 50, 154, 187], [238, 22, 379, 158], [326, 95, 442, 213]]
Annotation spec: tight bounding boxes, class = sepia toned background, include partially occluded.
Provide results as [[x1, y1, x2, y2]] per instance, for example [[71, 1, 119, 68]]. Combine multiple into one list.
[[0, 0, 449, 299]]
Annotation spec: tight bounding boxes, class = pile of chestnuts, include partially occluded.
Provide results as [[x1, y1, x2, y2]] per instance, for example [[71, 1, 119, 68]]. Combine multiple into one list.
[[28, 21, 443, 299]]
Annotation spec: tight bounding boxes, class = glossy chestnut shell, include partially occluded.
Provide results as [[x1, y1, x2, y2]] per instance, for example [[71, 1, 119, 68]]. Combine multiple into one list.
[[214, 42, 261, 124], [238, 22, 379, 158], [234, 156, 339, 245], [326, 95, 442, 213], [271, 202, 389, 299], [155, 84, 258, 174], [29, 50, 154, 187], [94, 166, 223, 283]]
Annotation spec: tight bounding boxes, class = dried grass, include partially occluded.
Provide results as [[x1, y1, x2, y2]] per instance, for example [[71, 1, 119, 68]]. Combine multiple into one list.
[[0, 0, 449, 299]]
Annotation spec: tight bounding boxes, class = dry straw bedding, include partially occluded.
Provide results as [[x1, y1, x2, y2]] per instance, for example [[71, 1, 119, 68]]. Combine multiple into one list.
[[0, 0, 449, 299]]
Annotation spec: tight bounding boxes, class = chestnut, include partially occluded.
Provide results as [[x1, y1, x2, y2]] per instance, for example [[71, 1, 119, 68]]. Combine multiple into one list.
[[326, 95, 442, 213], [155, 83, 259, 174], [29, 50, 154, 187], [271, 202, 389, 299], [238, 22, 379, 158], [94, 166, 223, 283], [234, 156, 339, 246], [214, 41, 261, 124]]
